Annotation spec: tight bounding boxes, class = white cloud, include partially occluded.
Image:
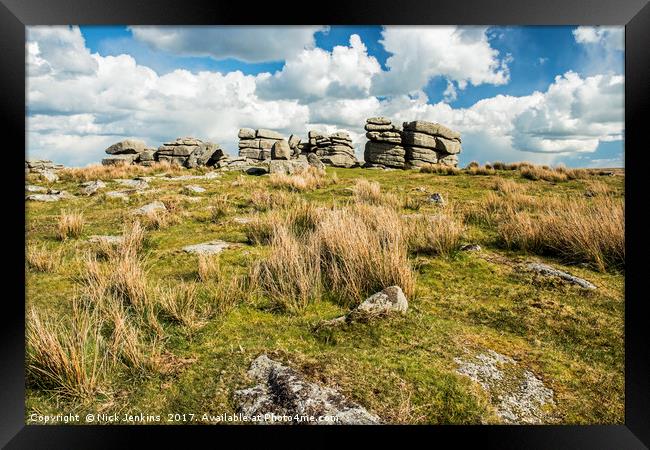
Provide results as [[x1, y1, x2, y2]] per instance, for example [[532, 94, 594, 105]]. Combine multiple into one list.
[[256, 34, 381, 102], [25, 26, 624, 168], [573, 26, 624, 51], [372, 26, 511, 96], [27, 26, 98, 78], [129, 26, 326, 62]]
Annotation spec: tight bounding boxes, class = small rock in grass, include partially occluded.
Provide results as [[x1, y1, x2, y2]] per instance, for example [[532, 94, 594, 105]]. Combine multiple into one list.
[[429, 193, 445, 204], [80, 180, 106, 196], [233, 354, 381, 425], [25, 185, 47, 193], [526, 262, 596, 289], [460, 244, 482, 252], [133, 201, 167, 215], [182, 240, 229, 255], [105, 191, 130, 201], [88, 235, 123, 245], [183, 184, 206, 194]]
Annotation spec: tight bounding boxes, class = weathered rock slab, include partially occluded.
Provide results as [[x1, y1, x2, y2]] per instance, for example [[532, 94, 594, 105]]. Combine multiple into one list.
[[234, 355, 381, 425], [182, 240, 230, 255], [526, 262, 596, 289]]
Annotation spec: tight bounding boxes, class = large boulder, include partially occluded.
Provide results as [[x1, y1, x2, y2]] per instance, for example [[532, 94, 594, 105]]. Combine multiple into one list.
[[401, 131, 437, 149], [271, 140, 291, 160], [307, 153, 325, 171], [256, 129, 284, 140], [355, 286, 408, 316], [102, 154, 137, 166], [238, 128, 256, 139], [435, 136, 461, 154], [234, 355, 381, 425], [269, 158, 310, 175], [105, 139, 147, 155], [402, 121, 461, 141], [364, 141, 406, 169]]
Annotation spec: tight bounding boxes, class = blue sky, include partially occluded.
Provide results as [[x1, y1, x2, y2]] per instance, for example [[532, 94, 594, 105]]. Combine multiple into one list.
[[27, 25, 624, 167]]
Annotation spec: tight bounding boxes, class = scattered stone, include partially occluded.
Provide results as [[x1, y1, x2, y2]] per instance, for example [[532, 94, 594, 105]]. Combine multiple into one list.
[[39, 170, 59, 183], [133, 201, 167, 215], [526, 262, 596, 289], [319, 286, 408, 328], [80, 180, 106, 196], [183, 185, 206, 194], [455, 350, 555, 424], [271, 140, 292, 160], [429, 193, 445, 204], [234, 354, 381, 425], [460, 244, 482, 252], [25, 185, 47, 193], [105, 139, 147, 155], [102, 154, 137, 166], [233, 217, 253, 224], [88, 235, 123, 245], [269, 158, 310, 175], [105, 191, 130, 201], [115, 178, 149, 190], [182, 240, 230, 255], [306, 153, 325, 171], [26, 194, 63, 202]]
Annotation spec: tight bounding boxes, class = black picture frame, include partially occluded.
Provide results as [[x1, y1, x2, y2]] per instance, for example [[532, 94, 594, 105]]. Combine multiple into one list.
[[3, 0, 648, 447]]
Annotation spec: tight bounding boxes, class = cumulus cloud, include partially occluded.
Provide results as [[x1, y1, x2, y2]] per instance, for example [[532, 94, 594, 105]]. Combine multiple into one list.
[[372, 26, 511, 97], [26, 27, 312, 165], [27, 26, 98, 78], [573, 26, 624, 51], [129, 26, 326, 62], [25, 26, 624, 168], [255, 34, 381, 102]]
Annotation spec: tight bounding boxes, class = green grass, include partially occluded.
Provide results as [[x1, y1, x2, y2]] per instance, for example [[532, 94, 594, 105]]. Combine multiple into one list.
[[25, 166, 624, 424]]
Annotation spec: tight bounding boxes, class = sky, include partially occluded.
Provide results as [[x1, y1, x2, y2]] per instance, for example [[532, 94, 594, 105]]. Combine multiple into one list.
[[26, 25, 625, 168]]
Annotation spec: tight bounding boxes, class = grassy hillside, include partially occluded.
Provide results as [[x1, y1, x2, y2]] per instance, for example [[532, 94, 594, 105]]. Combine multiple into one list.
[[25, 163, 624, 424]]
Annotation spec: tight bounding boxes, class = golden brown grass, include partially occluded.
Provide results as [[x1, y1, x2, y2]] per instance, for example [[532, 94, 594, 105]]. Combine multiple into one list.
[[420, 164, 461, 175], [465, 165, 496, 176], [197, 254, 221, 282], [210, 195, 231, 223], [497, 195, 624, 271], [56, 210, 85, 240], [269, 166, 333, 192], [26, 305, 106, 398], [492, 178, 524, 195], [252, 225, 322, 312], [405, 209, 465, 256], [520, 166, 568, 182], [249, 190, 297, 212], [156, 282, 205, 330], [27, 244, 62, 272], [316, 204, 415, 306], [58, 161, 183, 182]]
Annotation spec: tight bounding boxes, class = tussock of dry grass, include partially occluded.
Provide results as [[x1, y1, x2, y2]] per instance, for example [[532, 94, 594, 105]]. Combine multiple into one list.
[[492, 178, 524, 195], [26, 305, 106, 398], [405, 209, 465, 256], [269, 166, 333, 192], [56, 210, 85, 240], [520, 166, 568, 182], [249, 190, 297, 212], [197, 254, 221, 283], [210, 195, 230, 223], [156, 283, 205, 330], [465, 165, 496, 176], [252, 203, 415, 310], [58, 161, 183, 182], [252, 225, 322, 312], [497, 195, 624, 271], [420, 164, 461, 175], [27, 244, 62, 272], [353, 179, 401, 208]]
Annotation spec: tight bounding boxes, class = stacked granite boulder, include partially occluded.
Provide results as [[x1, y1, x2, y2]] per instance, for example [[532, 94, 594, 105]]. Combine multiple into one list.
[[363, 118, 461, 169], [402, 121, 461, 168], [25, 159, 64, 182], [363, 118, 406, 169], [301, 130, 357, 168], [238, 129, 285, 160], [102, 139, 150, 166], [101, 137, 225, 168], [155, 137, 225, 168]]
